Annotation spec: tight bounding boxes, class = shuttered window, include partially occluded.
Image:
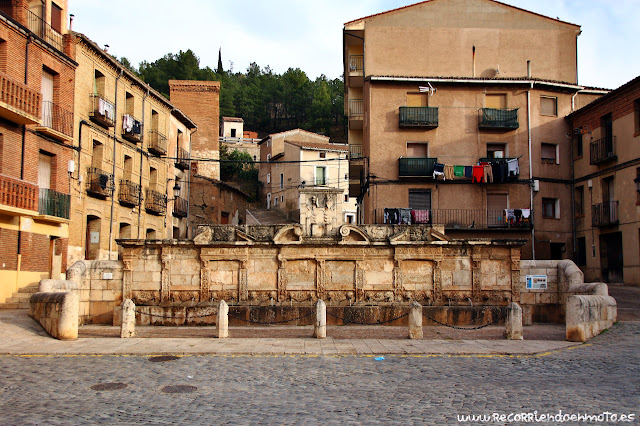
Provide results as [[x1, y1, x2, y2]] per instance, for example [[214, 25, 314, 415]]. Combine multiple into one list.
[[51, 3, 62, 33], [407, 93, 428, 107], [541, 143, 557, 163], [38, 152, 52, 189], [485, 94, 506, 109], [540, 96, 557, 116], [408, 189, 431, 210]]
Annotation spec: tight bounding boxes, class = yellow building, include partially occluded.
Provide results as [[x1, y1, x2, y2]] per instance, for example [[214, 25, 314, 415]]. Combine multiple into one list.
[[343, 0, 606, 259], [67, 33, 196, 264]]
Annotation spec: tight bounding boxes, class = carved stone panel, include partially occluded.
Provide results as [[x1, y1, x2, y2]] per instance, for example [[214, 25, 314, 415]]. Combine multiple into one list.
[[161, 255, 171, 303]]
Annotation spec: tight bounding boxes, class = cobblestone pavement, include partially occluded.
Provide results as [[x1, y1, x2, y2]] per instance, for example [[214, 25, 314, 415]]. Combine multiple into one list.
[[1, 322, 638, 425]]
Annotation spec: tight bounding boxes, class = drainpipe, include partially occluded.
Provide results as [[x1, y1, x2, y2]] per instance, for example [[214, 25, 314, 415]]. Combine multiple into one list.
[[108, 69, 123, 258], [138, 87, 149, 239], [527, 81, 535, 260]]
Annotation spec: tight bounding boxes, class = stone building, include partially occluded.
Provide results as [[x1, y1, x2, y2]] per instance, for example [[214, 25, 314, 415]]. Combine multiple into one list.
[[66, 33, 195, 264], [0, 0, 77, 304], [343, 0, 606, 260], [258, 129, 357, 225], [567, 75, 640, 285]]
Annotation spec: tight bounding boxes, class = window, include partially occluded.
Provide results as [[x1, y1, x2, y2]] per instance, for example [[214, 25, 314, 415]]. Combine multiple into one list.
[[346, 214, 355, 224], [542, 198, 558, 219], [315, 167, 326, 185], [266, 173, 271, 184], [266, 193, 271, 209], [635, 99, 640, 135], [124, 155, 133, 181], [408, 189, 431, 210], [51, 2, 63, 33], [540, 96, 557, 116], [319, 152, 326, 159], [575, 186, 584, 216], [125, 92, 134, 116], [344, 194, 349, 202], [281, 195, 283, 203], [274, 197, 278, 207], [407, 92, 428, 107], [485, 94, 506, 109], [0, 40, 7, 73], [280, 173, 284, 190], [38, 152, 53, 190], [573, 133, 583, 158], [576, 237, 586, 266], [541, 143, 558, 164], [344, 174, 348, 181], [487, 143, 506, 159], [149, 167, 158, 190], [487, 193, 508, 226], [91, 140, 104, 168], [146, 228, 156, 239], [406, 142, 428, 157], [230, 128, 236, 138], [94, 70, 105, 96], [151, 110, 159, 131], [267, 154, 271, 161], [636, 168, 640, 204]]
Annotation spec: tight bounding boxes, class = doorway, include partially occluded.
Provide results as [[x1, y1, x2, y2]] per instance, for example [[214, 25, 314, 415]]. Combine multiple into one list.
[[599, 232, 623, 283]]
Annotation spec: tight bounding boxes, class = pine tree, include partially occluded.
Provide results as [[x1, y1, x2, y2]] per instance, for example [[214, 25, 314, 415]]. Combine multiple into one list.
[[217, 48, 224, 74]]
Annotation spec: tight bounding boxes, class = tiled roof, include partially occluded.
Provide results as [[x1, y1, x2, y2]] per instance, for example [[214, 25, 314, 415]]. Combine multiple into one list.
[[285, 140, 348, 152], [567, 74, 640, 119], [222, 117, 244, 123]]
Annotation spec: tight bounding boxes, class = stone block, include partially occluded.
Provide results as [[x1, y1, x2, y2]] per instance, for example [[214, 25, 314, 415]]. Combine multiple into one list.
[[504, 302, 523, 340], [314, 299, 326, 339], [408, 302, 423, 339], [566, 295, 617, 342], [217, 300, 229, 338], [120, 299, 136, 338]]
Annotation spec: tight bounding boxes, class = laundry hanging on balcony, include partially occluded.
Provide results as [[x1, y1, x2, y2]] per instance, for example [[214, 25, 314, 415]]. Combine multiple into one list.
[[98, 98, 114, 122]]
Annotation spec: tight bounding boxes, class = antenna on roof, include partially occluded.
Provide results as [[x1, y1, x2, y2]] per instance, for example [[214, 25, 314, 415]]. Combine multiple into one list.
[[419, 82, 436, 97]]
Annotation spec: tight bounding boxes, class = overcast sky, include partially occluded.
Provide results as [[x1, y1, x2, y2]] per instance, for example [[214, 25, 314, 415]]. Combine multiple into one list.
[[69, 0, 639, 90]]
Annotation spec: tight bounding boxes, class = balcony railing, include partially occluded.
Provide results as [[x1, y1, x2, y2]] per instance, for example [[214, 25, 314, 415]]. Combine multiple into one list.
[[479, 108, 519, 130], [0, 71, 40, 124], [86, 167, 114, 198], [39, 101, 73, 139], [432, 209, 531, 230], [118, 180, 142, 207], [349, 55, 363, 73], [122, 114, 143, 143], [0, 174, 38, 212], [145, 188, 167, 215], [175, 147, 190, 170], [38, 188, 69, 219], [349, 144, 364, 160], [148, 130, 168, 156], [399, 106, 438, 128], [173, 196, 188, 218], [590, 136, 616, 165], [398, 157, 438, 177], [349, 99, 363, 117], [26, 9, 63, 52], [90, 94, 115, 128], [592, 201, 619, 227]]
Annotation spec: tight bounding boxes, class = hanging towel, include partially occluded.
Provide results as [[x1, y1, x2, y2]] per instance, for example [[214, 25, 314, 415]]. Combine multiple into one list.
[[464, 166, 473, 178], [411, 209, 430, 224], [472, 165, 484, 183], [483, 164, 493, 183], [399, 208, 412, 225], [454, 165, 465, 178], [444, 165, 455, 180], [491, 162, 503, 183], [507, 158, 519, 179], [433, 163, 445, 180], [522, 209, 531, 219]]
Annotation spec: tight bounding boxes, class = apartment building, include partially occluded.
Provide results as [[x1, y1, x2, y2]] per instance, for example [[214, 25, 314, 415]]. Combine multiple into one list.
[[0, 0, 76, 304], [259, 129, 357, 224], [66, 33, 195, 265], [219, 116, 260, 161], [343, 0, 605, 259], [568, 75, 640, 285]]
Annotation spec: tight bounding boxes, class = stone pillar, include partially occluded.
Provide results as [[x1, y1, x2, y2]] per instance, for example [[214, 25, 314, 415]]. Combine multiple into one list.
[[504, 302, 523, 340], [393, 259, 403, 297], [277, 255, 287, 302], [510, 248, 521, 303], [217, 300, 229, 338], [314, 299, 327, 339], [408, 301, 423, 339], [316, 260, 326, 300], [58, 292, 79, 340], [355, 261, 365, 301], [161, 254, 171, 303], [120, 299, 136, 338], [238, 261, 248, 302], [200, 260, 209, 302], [122, 260, 132, 300], [471, 252, 482, 302]]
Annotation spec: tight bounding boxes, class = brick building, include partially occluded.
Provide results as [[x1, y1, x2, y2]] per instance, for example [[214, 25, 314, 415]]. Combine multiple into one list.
[[568, 75, 640, 285], [343, 0, 606, 259], [0, 0, 77, 304]]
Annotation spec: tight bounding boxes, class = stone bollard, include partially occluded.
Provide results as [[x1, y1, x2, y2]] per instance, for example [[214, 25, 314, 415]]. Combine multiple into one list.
[[408, 301, 423, 339], [120, 299, 136, 338], [217, 300, 229, 338], [504, 302, 523, 340], [58, 292, 79, 340], [314, 299, 327, 339]]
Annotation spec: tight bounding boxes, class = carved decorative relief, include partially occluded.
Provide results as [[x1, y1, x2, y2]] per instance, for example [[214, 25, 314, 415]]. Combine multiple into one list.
[[433, 260, 443, 304], [200, 260, 209, 301], [161, 255, 171, 303], [316, 260, 326, 300], [238, 268, 248, 301], [355, 262, 365, 301]]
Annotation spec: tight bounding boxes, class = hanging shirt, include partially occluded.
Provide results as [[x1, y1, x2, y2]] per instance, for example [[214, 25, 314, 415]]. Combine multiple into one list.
[[399, 208, 412, 225], [464, 166, 473, 178], [507, 158, 519, 179], [454, 165, 465, 178], [444, 165, 455, 180], [472, 165, 484, 183]]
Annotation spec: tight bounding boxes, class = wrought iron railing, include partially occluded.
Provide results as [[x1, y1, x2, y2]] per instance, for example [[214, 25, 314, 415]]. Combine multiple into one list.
[[399, 106, 439, 127], [86, 167, 114, 198], [41, 101, 73, 137], [122, 114, 143, 143], [349, 99, 363, 117], [118, 180, 142, 206], [349, 144, 364, 160], [90, 94, 115, 128], [175, 147, 190, 170], [592, 201, 619, 227], [479, 108, 519, 129], [26, 8, 63, 52], [0, 174, 38, 211], [38, 188, 69, 219], [145, 188, 167, 215], [398, 157, 438, 177], [590, 136, 616, 165], [148, 130, 167, 155], [432, 209, 531, 229], [173, 196, 188, 218], [0, 71, 41, 120], [349, 55, 363, 72]]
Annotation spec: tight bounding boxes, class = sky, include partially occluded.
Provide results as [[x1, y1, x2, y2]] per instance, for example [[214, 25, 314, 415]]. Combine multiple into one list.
[[69, 0, 640, 90]]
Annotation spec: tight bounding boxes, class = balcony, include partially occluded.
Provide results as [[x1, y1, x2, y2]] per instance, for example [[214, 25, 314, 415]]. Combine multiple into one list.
[[36, 101, 73, 142], [592, 201, 619, 227], [175, 147, 190, 170], [590, 136, 616, 165], [348, 55, 363, 73], [0, 174, 38, 213], [148, 130, 168, 156], [399, 107, 438, 128], [38, 188, 69, 219], [86, 167, 114, 198], [173, 196, 188, 218], [398, 157, 438, 178], [0, 71, 41, 125], [145, 188, 167, 215], [349, 99, 363, 117], [118, 180, 142, 207], [432, 209, 531, 230], [26, 9, 63, 52], [349, 144, 364, 160], [478, 108, 519, 130], [89, 94, 115, 128], [122, 114, 143, 143]]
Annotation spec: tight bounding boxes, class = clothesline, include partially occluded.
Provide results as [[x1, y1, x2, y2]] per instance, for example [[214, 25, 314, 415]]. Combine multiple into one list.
[[433, 157, 519, 183]]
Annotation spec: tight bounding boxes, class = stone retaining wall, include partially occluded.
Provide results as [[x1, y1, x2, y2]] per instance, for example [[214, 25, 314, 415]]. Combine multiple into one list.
[[566, 295, 617, 342], [30, 292, 79, 340]]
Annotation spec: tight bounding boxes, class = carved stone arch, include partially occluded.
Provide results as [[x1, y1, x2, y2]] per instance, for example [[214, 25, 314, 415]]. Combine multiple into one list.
[[338, 225, 370, 245], [273, 225, 303, 245]]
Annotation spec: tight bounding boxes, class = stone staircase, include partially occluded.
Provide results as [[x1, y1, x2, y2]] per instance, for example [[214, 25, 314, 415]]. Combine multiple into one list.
[[0, 284, 39, 309], [246, 209, 297, 225]]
